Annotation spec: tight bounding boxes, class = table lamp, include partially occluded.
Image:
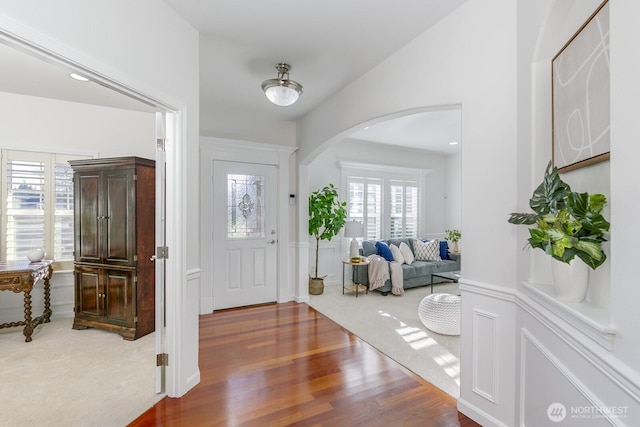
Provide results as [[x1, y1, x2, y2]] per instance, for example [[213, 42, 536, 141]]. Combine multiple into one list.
[[344, 220, 364, 259]]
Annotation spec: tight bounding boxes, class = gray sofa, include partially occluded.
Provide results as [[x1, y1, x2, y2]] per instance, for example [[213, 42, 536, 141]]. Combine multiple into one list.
[[353, 238, 461, 295]]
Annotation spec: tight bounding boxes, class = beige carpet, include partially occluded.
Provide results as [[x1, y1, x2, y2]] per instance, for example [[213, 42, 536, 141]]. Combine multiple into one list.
[[0, 318, 161, 427], [307, 282, 461, 398]]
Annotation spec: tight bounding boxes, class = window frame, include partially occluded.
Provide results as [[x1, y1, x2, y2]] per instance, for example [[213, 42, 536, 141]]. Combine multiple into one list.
[[1, 149, 91, 271], [341, 161, 429, 240]]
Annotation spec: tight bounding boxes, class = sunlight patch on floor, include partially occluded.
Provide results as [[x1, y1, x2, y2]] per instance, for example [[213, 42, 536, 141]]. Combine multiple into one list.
[[378, 308, 460, 383]]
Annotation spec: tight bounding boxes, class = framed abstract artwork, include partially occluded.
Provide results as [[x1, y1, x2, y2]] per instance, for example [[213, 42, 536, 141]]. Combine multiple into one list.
[[552, 0, 609, 173]]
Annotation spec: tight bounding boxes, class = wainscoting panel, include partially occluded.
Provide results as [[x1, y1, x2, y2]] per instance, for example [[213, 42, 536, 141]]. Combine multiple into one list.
[[520, 329, 606, 426], [472, 309, 498, 403], [311, 244, 342, 286]]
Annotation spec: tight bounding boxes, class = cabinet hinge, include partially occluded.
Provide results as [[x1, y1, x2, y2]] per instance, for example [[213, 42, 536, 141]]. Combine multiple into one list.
[[156, 246, 169, 259], [133, 276, 138, 283], [134, 316, 138, 323], [156, 353, 169, 367], [157, 138, 166, 152], [133, 174, 138, 181], [134, 255, 138, 262]]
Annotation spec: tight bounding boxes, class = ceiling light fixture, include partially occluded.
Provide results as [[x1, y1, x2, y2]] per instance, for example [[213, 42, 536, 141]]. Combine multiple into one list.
[[261, 63, 303, 107], [69, 73, 89, 82]]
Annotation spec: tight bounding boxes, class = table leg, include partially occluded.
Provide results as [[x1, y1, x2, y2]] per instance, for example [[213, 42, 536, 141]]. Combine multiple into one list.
[[342, 263, 345, 295], [23, 288, 33, 342], [43, 271, 52, 323], [353, 266, 358, 298]]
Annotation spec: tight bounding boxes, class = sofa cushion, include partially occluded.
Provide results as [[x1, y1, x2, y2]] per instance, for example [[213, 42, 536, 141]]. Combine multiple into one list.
[[413, 239, 442, 261], [401, 261, 434, 280], [399, 241, 414, 265], [362, 240, 377, 257], [375, 241, 394, 262], [389, 244, 404, 264]]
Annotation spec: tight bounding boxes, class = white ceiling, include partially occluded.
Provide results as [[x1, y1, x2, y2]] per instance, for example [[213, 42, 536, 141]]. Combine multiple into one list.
[[0, 1, 465, 155]]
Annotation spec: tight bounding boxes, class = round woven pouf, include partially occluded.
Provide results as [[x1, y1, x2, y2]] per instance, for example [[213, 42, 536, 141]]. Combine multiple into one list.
[[418, 293, 461, 335]]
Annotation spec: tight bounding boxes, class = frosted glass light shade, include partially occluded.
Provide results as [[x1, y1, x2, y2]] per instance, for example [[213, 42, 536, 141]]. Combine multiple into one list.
[[264, 85, 300, 106]]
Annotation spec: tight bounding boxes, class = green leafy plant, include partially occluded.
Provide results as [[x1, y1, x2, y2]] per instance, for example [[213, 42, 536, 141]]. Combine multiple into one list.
[[309, 184, 347, 279], [445, 229, 461, 243], [508, 161, 610, 269]]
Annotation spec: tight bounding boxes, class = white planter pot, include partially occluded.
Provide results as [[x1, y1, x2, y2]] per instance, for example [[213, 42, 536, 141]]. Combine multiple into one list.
[[551, 258, 589, 302]]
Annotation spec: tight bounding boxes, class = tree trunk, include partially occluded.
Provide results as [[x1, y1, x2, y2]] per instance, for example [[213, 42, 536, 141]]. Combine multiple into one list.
[[314, 236, 320, 278]]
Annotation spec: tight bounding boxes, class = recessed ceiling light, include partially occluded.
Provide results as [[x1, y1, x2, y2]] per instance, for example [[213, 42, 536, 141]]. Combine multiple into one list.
[[449, 141, 459, 145], [69, 73, 89, 82]]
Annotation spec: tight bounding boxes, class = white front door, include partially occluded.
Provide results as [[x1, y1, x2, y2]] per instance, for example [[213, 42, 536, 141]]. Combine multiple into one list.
[[212, 160, 278, 309]]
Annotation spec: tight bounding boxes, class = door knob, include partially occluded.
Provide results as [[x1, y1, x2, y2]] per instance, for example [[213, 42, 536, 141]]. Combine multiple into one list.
[[267, 239, 277, 244]]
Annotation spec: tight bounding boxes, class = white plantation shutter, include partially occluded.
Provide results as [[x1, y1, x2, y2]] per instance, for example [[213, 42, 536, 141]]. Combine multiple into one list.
[[348, 177, 381, 240], [405, 182, 418, 238], [389, 180, 418, 239], [5, 157, 46, 260], [1, 150, 89, 267]]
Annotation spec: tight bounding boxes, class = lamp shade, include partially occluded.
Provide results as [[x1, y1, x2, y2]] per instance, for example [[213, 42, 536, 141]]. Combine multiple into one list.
[[344, 220, 363, 238]]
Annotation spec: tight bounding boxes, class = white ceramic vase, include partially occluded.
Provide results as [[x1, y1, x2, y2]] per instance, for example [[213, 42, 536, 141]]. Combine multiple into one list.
[[27, 248, 45, 262], [551, 257, 589, 302]]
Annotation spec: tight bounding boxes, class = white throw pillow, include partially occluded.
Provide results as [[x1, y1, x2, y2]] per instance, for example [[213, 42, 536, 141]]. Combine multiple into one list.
[[399, 241, 414, 265], [389, 243, 405, 264], [413, 239, 442, 261]]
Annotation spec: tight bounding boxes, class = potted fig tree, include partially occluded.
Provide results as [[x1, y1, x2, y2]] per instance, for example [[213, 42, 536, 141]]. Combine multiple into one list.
[[308, 184, 347, 295], [508, 161, 610, 302]]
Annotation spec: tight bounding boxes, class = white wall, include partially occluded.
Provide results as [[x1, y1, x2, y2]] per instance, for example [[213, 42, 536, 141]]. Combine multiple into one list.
[[0, 0, 200, 398], [0, 92, 155, 158]]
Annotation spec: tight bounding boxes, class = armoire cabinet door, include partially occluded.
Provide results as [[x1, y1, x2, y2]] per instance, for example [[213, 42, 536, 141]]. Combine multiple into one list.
[[75, 266, 101, 319], [75, 173, 101, 263], [104, 170, 135, 265], [104, 268, 134, 327]]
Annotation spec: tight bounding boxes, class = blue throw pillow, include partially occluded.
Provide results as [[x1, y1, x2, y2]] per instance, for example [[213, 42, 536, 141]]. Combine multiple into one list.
[[375, 241, 394, 262], [440, 240, 449, 260]]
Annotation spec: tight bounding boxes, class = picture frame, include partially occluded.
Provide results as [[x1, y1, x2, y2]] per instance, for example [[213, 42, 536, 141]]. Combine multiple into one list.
[[552, 0, 610, 173]]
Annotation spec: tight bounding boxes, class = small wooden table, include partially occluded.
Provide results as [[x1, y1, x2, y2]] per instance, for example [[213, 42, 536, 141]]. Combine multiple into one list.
[[0, 260, 54, 342], [342, 259, 370, 297]]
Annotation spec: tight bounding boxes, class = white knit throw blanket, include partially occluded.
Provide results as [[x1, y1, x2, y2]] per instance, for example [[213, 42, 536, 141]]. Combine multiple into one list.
[[366, 255, 404, 295]]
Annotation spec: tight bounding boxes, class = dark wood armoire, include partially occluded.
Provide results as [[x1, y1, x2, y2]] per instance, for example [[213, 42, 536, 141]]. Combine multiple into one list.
[[69, 157, 155, 340]]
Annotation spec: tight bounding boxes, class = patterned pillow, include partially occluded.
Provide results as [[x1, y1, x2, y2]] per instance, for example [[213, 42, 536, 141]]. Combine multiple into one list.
[[413, 239, 442, 261]]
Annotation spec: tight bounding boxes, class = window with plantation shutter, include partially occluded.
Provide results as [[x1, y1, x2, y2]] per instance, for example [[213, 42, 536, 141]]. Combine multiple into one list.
[[345, 164, 421, 240], [1, 150, 90, 269], [348, 177, 381, 240], [389, 180, 418, 239]]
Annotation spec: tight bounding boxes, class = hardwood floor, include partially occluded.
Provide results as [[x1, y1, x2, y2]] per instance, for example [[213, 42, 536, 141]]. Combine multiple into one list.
[[129, 302, 479, 427]]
